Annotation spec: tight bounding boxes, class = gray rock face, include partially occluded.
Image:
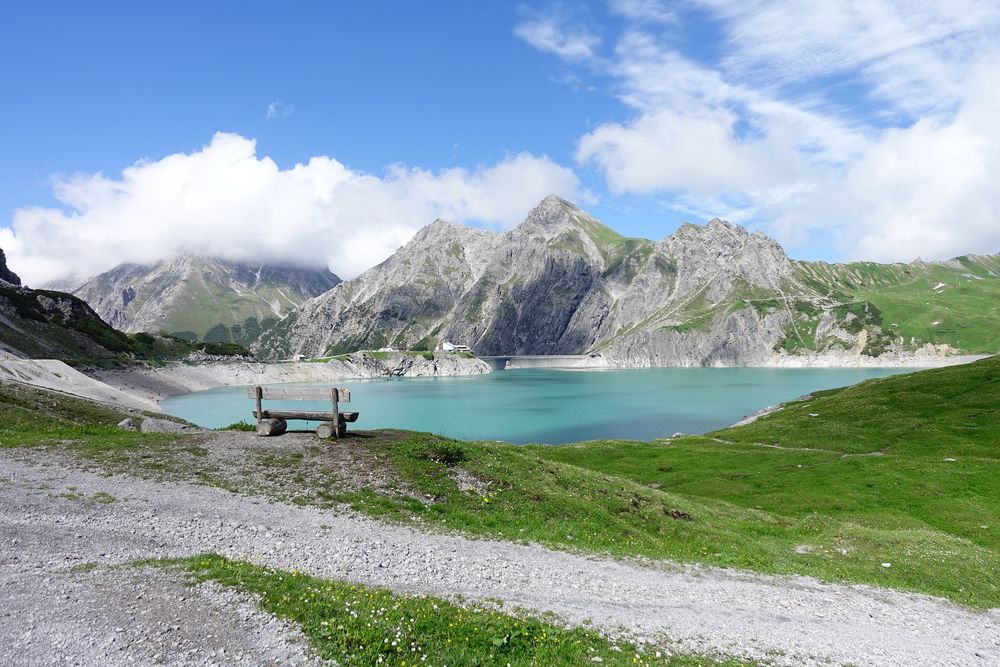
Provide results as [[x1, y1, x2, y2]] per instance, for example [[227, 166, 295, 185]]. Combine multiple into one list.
[[255, 195, 998, 366], [257, 196, 816, 365], [324, 351, 492, 378], [0, 285, 132, 360], [0, 248, 21, 287], [72, 256, 341, 343]]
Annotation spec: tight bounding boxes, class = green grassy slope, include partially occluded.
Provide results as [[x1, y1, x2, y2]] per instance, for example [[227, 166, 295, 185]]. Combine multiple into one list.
[[0, 381, 174, 449], [0, 285, 137, 361], [150, 555, 731, 667], [534, 356, 998, 606], [75, 257, 339, 345], [149, 268, 286, 343], [850, 263, 1000, 353], [796, 256, 1000, 354], [4, 358, 998, 607], [0, 284, 251, 364]]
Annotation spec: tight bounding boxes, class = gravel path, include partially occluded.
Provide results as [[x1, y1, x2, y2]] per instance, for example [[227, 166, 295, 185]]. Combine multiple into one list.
[[2, 453, 997, 666]]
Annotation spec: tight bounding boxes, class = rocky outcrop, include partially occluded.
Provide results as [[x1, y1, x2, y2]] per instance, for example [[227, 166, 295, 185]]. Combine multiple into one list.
[[602, 308, 792, 367], [0, 284, 136, 360], [323, 351, 492, 378], [0, 248, 21, 287], [72, 256, 341, 344], [0, 248, 137, 360], [256, 195, 1000, 366], [256, 196, 825, 365]]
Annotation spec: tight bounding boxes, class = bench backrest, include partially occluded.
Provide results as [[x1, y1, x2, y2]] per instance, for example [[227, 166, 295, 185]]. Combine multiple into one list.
[[245, 386, 351, 402]]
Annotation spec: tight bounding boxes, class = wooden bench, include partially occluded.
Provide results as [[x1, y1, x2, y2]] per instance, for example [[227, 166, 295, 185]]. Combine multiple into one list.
[[247, 386, 359, 439]]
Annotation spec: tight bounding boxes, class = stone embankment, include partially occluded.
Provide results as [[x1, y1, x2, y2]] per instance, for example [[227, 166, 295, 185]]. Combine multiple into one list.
[[762, 343, 986, 368], [93, 351, 491, 404]]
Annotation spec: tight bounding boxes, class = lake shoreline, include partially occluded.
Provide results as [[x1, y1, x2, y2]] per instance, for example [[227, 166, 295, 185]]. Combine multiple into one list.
[[3, 351, 981, 422], [91, 350, 987, 409], [92, 351, 492, 406], [160, 365, 941, 443]]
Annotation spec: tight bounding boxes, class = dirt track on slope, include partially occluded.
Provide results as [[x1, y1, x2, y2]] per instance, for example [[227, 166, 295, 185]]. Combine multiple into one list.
[[2, 450, 997, 667]]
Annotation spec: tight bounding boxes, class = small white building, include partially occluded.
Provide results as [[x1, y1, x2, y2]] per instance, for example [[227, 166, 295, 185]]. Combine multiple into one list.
[[376, 346, 399, 352], [436, 340, 471, 353], [292, 354, 307, 362]]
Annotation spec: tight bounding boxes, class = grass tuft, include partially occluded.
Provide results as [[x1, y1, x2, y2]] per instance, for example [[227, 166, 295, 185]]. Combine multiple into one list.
[[149, 553, 737, 666], [217, 420, 257, 432]]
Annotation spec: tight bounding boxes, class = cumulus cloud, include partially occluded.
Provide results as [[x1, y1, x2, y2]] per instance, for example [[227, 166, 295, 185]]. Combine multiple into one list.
[[0, 133, 579, 286], [773, 60, 1000, 262], [516, 0, 1000, 261], [578, 107, 806, 194]]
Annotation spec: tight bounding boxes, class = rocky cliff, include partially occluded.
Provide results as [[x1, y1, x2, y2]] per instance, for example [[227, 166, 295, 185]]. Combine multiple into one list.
[[321, 351, 492, 378], [256, 197, 801, 364], [73, 256, 340, 345], [254, 196, 1000, 365], [0, 282, 136, 361], [0, 248, 21, 287], [1, 248, 134, 359]]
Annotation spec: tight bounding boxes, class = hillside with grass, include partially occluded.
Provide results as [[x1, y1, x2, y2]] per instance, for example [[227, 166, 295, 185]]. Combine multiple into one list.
[[72, 255, 340, 345], [257, 195, 1000, 364], [0, 283, 247, 365], [325, 354, 998, 607], [4, 356, 997, 609], [794, 254, 1000, 354], [1, 247, 255, 366]]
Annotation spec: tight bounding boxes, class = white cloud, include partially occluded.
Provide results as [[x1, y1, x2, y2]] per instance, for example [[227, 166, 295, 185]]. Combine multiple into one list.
[[577, 107, 806, 194], [575, 30, 864, 214], [697, 0, 1000, 117], [773, 60, 1000, 262], [0, 133, 579, 286], [266, 101, 293, 119], [563, 1, 1000, 261], [514, 17, 600, 60]]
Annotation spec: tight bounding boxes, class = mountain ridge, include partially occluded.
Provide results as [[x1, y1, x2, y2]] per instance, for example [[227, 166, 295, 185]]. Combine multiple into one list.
[[72, 256, 341, 346], [255, 196, 1000, 364]]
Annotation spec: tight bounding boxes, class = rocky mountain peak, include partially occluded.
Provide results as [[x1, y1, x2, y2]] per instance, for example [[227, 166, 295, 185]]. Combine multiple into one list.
[[517, 194, 591, 235], [72, 254, 340, 342], [706, 217, 749, 237], [508, 195, 627, 271], [658, 218, 793, 295], [0, 247, 22, 287], [411, 218, 469, 244], [666, 218, 781, 255], [399, 218, 499, 270]]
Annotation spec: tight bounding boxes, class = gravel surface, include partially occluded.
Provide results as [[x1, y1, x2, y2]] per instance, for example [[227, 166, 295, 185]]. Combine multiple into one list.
[[1, 565, 316, 667], [2, 452, 997, 667]]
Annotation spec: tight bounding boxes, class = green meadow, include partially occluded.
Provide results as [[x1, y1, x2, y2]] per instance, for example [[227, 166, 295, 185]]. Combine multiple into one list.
[[3, 357, 997, 613]]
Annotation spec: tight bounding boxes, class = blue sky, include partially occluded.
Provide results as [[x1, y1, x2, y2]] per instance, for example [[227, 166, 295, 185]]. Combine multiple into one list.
[[3, 1, 1000, 284]]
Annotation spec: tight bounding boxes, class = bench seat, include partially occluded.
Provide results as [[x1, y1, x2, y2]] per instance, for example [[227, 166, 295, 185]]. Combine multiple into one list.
[[249, 386, 358, 439], [253, 410, 359, 422]]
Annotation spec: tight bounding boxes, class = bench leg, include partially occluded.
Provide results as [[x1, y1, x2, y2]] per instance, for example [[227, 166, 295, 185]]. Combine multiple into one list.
[[256, 418, 286, 437], [315, 422, 336, 439]]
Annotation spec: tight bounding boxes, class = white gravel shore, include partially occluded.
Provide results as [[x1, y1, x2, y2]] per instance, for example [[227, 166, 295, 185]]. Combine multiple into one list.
[[93, 352, 493, 404], [2, 451, 996, 667]]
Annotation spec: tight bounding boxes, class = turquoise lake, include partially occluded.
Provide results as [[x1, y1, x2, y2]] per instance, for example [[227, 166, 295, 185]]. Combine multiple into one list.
[[161, 367, 917, 444]]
